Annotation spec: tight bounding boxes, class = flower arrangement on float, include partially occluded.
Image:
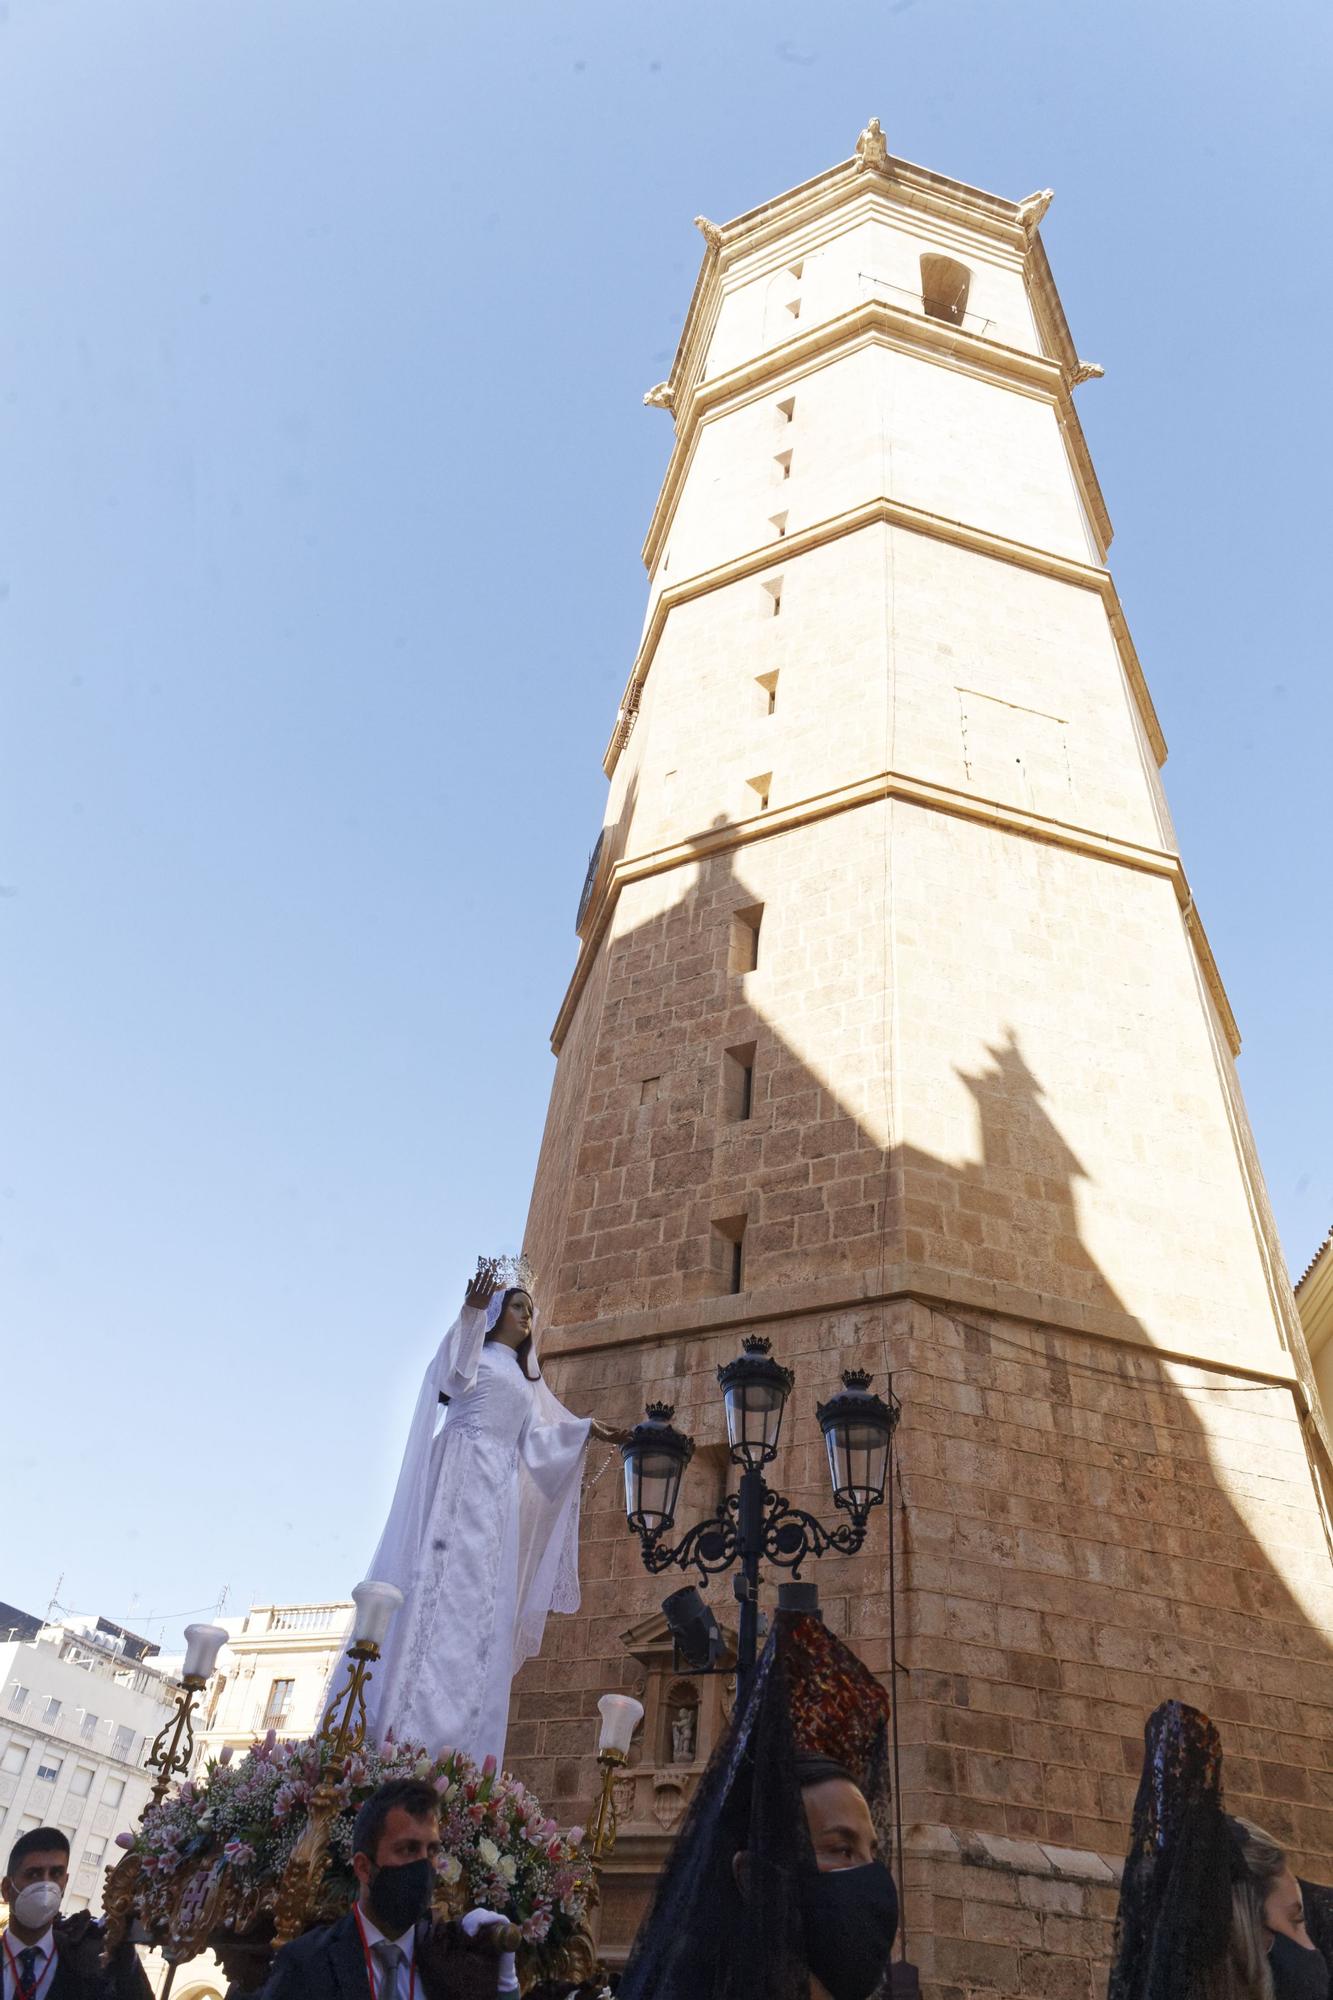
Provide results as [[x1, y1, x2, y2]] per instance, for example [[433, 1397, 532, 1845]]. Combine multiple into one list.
[[109, 1728, 594, 1989]]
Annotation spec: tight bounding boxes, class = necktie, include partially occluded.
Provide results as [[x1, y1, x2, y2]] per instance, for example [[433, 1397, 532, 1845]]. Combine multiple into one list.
[[371, 1940, 403, 2000], [15, 1950, 40, 2000]]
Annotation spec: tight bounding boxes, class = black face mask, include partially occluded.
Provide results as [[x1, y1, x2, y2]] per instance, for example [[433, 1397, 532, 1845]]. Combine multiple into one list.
[[799, 1859, 899, 2000], [367, 1856, 433, 1938], [1270, 1933, 1331, 2000]]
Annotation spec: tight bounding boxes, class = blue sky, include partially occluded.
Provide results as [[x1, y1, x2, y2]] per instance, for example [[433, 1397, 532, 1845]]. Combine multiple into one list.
[[2, 0, 1329, 1651]]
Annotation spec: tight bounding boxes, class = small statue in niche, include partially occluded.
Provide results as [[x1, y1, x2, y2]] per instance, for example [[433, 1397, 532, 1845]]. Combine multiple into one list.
[[671, 1706, 696, 1764]]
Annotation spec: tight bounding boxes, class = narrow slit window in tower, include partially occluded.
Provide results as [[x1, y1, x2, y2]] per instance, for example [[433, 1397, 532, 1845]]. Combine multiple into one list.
[[756, 671, 779, 716], [711, 1216, 747, 1295], [761, 577, 783, 618], [723, 1043, 757, 1122], [769, 512, 788, 539], [730, 905, 763, 974], [920, 253, 972, 327], [776, 396, 795, 424], [640, 1075, 662, 1107], [746, 773, 772, 814], [775, 450, 793, 481]]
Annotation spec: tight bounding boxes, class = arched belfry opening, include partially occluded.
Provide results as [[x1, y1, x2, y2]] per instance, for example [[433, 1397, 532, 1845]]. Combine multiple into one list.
[[920, 252, 971, 326]]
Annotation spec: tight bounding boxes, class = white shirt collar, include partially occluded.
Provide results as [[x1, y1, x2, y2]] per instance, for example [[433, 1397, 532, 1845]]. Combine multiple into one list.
[[6, 1928, 55, 1960], [356, 1907, 416, 1963]]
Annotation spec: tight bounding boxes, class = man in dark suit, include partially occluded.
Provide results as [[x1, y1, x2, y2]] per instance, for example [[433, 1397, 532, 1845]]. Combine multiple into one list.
[[260, 1779, 513, 2000], [2, 1826, 152, 2000]]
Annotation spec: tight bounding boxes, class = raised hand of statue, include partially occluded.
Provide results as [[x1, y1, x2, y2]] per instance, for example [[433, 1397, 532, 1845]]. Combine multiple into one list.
[[465, 1256, 501, 1312], [590, 1417, 633, 1446]]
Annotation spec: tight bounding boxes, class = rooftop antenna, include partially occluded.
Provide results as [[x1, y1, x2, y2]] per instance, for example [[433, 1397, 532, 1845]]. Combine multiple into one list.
[[45, 1574, 64, 1620]]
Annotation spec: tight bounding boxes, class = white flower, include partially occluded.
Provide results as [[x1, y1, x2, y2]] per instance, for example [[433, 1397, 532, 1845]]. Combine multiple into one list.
[[439, 1854, 462, 1886], [497, 1855, 517, 1884], [477, 1837, 500, 1869]]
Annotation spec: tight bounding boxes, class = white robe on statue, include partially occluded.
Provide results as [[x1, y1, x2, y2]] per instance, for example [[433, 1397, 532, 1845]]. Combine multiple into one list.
[[358, 1300, 591, 1769]]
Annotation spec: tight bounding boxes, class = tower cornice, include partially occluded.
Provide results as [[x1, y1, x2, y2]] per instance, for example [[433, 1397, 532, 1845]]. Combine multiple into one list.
[[651, 140, 1085, 436], [536, 1264, 1299, 1392], [639, 293, 1112, 579], [605, 495, 1164, 781], [553, 773, 1239, 1061]]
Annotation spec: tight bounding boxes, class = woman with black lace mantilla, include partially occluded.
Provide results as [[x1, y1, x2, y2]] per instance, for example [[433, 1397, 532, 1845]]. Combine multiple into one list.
[[1108, 1699, 1332, 2000], [617, 1607, 901, 2000]]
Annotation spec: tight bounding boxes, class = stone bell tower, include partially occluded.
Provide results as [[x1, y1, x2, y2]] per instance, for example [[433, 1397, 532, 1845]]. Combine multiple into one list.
[[513, 124, 1333, 1992]]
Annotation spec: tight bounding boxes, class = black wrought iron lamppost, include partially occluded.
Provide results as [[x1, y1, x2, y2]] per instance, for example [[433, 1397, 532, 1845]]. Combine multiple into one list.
[[620, 1338, 898, 1705]]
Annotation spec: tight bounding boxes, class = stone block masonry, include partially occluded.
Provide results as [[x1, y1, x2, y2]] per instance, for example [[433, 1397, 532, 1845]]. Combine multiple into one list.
[[510, 127, 1333, 1992]]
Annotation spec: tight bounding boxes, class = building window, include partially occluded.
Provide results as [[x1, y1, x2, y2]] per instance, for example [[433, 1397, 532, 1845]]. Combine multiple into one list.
[[8, 1685, 29, 1714], [775, 450, 792, 481], [768, 511, 787, 539], [761, 577, 783, 618], [1, 1743, 27, 1776], [776, 395, 795, 424], [639, 1076, 663, 1107], [729, 905, 764, 975], [83, 1837, 107, 1870], [757, 672, 779, 717], [262, 1680, 295, 1731], [745, 774, 771, 814], [42, 1697, 62, 1726], [102, 1776, 126, 1808], [68, 1764, 95, 1798], [920, 253, 971, 327], [711, 1216, 747, 1295], [723, 1044, 757, 1123], [80, 1713, 99, 1741], [36, 1757, 62, 1784], [112, 1724, 136, 1762]]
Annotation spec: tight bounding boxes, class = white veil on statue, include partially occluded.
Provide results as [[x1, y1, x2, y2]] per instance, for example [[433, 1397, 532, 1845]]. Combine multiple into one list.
[[354, 1268, 590, 1758]]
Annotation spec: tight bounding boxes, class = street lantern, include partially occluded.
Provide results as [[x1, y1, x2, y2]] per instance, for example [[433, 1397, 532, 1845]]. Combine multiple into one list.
[[622, 1403, 695, 1537], [621, 1342, 899, 1708], [717, 1335, 795, 1469], [816, 1370, 898, 1519]]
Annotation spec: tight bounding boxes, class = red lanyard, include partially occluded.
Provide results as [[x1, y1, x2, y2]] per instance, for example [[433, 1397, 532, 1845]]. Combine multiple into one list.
[[3, 1932, 57, 2000], [351, 1905, 416, 2000]]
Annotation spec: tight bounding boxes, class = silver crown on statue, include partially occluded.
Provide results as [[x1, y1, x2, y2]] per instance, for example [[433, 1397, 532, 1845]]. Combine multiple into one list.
[[486, 1252, 536, 1295]]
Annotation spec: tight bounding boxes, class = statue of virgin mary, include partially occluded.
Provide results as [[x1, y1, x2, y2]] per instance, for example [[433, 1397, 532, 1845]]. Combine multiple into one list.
[[356, 1257, 621, 1769]]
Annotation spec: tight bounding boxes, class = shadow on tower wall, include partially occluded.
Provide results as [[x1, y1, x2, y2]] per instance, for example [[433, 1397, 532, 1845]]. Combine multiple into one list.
[[513, 817, 1333, 1998]]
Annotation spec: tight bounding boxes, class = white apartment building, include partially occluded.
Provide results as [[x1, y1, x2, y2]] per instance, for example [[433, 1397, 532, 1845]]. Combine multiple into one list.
[[0, 1615, 180, 1916], [193, 1599, 352, 1763]]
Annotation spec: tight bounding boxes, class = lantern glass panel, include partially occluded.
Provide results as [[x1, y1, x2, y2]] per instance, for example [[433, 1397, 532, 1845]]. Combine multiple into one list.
[[625, 1447, 683, 1535], [824, 1418, 889, 1512], [723, 1379, 787, 1467]]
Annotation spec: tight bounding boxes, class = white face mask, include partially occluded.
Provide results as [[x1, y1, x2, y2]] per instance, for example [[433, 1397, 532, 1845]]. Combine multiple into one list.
[[13, 1879, 62, 1929]]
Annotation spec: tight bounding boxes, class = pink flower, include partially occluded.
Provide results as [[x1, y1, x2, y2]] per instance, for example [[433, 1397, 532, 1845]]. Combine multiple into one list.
[[481, 1754, 497, 1779], [218, 1746, 234, 1765], [565, 1827, 585, 1849], [114, 1832, 135, 1851]]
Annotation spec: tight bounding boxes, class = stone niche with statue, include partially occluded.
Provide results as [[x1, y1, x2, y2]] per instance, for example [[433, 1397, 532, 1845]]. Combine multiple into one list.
[[592, 1609, 738, 1970]]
